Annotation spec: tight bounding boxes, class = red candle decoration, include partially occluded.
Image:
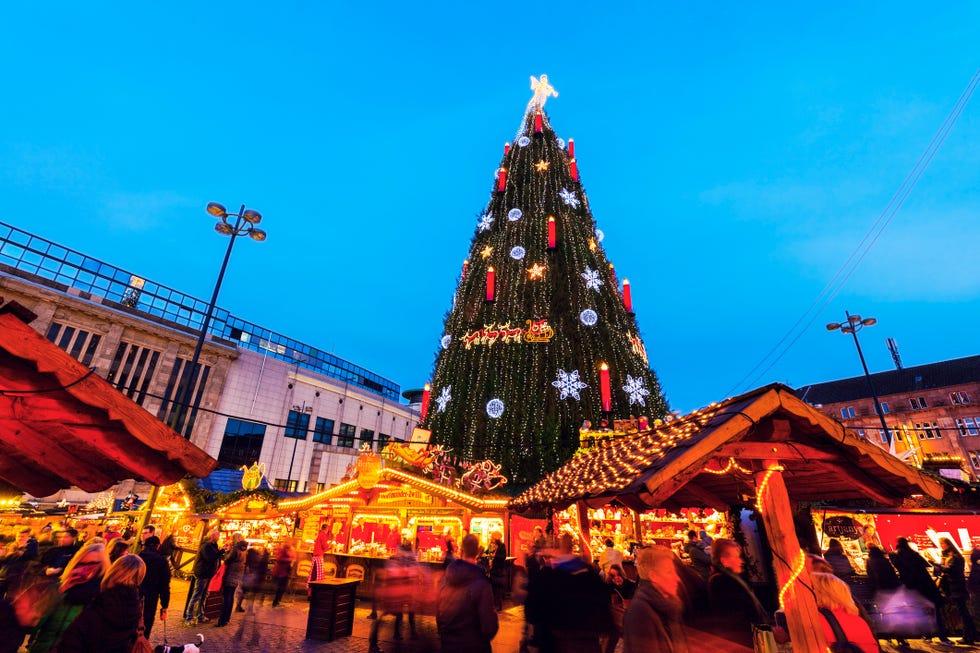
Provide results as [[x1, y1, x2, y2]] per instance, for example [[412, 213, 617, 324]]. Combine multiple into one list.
[[420, 383, 431, 421], [504, 142, 511, 156], [535, 110, 543, 133], [496, 168, 507, 192], [608, 263, 617, 286], [486, 266, 495, 302], [462, 259, 469, 278], [623, 278, 633, 312], [568, 138, 575, 157], [570, 158, 579, 181], [600, 362, 611, 412], [547, 216, 556, 249]]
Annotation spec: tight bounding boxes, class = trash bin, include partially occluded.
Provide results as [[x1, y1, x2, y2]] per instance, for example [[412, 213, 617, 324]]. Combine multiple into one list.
[[306, 578, 360, 641]]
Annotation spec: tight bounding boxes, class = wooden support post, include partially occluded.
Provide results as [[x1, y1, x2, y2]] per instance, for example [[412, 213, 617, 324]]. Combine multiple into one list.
[[754, 462, 828, 653], [575, 500, 594, 562], [631, 509, 643, 544]]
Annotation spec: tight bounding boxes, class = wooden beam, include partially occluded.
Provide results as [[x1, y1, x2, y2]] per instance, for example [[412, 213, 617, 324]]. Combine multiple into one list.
[[716, 441, 839, 462], [575, 500, 594, 561], [0, 420, 120, 491], [754, 463, 827, 653], [674, 482, 730, 511]]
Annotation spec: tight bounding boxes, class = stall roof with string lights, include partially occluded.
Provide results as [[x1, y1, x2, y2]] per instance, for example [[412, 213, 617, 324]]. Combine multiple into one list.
[[509, 383, 941, 513], [509, 383, 943, 653], [0, 301, 218, 497]]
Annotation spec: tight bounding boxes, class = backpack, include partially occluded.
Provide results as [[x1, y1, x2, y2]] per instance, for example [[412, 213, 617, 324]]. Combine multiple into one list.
[[818, 607, 865, 653]]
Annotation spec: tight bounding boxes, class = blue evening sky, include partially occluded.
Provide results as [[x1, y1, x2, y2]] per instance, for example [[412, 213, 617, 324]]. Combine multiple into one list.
[[1, 3, 978, 413]]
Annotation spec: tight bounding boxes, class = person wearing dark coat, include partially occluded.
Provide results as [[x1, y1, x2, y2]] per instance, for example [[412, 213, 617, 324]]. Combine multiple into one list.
[[934, 537, 976, 645], [683, 530, 711, 580], [489, 533, 508, 612], [889, 537, 948, 640], [823, 539, 856, 579], [865, 545, 901, 592], [623, 546, 688, 653], [525, 532, 611, 653], [216, 533, 247, 627], [969, 547, 980, 631], [237, 545, 270, 611], [184, 529, 220, 623], [55, 554, 145, 653], [41, 530, 80, 578], [137, 535, 171, 639], [436, 534, 498, 653], [705, 539, 768, 648], [605, 563, 637, 653]]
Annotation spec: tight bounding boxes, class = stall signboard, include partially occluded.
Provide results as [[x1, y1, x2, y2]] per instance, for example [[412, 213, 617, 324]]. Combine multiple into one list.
[[872, 512, 980, 552], [376, 487, 433, 507]]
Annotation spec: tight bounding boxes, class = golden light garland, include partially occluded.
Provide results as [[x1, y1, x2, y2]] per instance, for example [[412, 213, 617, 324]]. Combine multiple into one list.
[[754, 464, 785, 513], [778, 548, 807, 610], [702, 457, 753, 475]]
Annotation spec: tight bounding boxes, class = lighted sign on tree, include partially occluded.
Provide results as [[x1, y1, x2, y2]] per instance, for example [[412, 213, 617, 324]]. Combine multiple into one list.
[[423, 76, 669, 486]]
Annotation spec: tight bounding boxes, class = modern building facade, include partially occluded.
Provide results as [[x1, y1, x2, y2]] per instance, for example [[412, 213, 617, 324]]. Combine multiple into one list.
[[795, 355, 980, 481], [0, 221, 418, 496]]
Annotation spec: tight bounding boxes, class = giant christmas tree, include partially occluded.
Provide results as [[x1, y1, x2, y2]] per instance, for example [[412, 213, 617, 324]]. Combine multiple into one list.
[[423, 76, 669, 487]]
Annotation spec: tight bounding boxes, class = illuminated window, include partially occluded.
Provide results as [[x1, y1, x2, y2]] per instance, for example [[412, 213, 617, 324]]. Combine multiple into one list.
[[950, 391, 971, 405], [275, 479, 298, 492]]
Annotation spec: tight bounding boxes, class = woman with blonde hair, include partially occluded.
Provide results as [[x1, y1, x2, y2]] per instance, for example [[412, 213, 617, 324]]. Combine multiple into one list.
[[811, 572, 878, 653], [56, 554, 146, 653], [28, 541, 108, 653]]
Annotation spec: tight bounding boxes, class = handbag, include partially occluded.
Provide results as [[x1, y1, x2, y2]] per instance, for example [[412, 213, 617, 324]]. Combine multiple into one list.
[[818, 608, 864, 653], [132, 598, 153, 653], [207, 562, 226, 593]]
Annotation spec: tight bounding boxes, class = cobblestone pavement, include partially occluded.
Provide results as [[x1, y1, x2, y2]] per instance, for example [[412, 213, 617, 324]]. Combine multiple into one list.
[[17, 578, 976, 652]]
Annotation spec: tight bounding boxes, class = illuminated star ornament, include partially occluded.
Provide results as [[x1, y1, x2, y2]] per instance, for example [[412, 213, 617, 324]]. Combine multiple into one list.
[[535, 160, 550, 172], [589, 238, 597, 252], [527, 263, 546, 280], [480, 245, 493, 259]]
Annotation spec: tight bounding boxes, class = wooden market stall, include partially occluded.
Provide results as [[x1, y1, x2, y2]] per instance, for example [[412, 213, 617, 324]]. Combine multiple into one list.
[[509, 383, 944, 653], [0, 300, 217, 496], [279, 460, 509, 598]]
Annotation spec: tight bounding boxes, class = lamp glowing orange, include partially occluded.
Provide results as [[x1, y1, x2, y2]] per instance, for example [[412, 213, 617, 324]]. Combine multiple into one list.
[[568, 138, 575, 157], [547, 216, 556, 249], [535, 110, 543, 133], [570, 158, 579, 181], [496, 168, 507, 192], [600, 362, 611, 412], [486, 266, 495, 302], [420, 383, 431, 421], [623, 279, 633, 312]]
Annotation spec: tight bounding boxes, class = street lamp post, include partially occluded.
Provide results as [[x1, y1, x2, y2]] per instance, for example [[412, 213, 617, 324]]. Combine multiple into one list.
[[140, 202, 265, 542], [170, 202, 266, 437], [826, 311, 891, 446]]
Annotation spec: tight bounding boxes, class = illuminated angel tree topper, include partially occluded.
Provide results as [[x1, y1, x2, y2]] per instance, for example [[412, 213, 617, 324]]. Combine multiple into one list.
[[423, 76, 669, 486]]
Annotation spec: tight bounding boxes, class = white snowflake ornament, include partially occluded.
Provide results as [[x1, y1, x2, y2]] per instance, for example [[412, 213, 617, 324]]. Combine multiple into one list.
[[559, 188, 580, 208], [623, 375, 651, 407], [478, 213, 494, 232], [552, 369, 588, 400], [436, 386, 453, 412], [486, 398, 505, 419], [581, 266, 603, 291]]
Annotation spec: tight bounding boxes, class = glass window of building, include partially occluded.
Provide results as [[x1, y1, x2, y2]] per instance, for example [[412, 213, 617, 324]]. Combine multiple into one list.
[[285, 410, 310, 439], [313, 417, 335, 444], [217, 419, 267, 469], [338, 423, 356, 447], [360, 428, 375, 449]]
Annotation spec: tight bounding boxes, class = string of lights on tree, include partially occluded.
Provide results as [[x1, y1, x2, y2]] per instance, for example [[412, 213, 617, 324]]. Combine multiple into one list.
[[422, 84, 669, 486]]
